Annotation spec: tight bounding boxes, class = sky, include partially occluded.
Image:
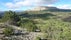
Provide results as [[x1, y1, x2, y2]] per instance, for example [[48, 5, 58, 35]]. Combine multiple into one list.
[[0, 0, 71, 11]]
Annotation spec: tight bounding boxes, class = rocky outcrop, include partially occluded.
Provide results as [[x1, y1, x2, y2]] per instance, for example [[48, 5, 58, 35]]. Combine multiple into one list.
[[27, 6, 58, 11]]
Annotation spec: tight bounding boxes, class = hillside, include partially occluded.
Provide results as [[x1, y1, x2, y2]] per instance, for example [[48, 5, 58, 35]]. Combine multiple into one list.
[[26, 6, 71, 12], [0, 10, 71, 40]]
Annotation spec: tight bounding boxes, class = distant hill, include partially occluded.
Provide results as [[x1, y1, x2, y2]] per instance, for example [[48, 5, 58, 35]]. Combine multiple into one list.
[[0, 11, 4, 16], [0, 11, 5, 18], [26, 6, 71, 12]]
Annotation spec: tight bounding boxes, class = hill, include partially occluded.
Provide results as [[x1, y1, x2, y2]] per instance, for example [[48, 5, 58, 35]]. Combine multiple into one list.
[[26, 6, 71, 12]]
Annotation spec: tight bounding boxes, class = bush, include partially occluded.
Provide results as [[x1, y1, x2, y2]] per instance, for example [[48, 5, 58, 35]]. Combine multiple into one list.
[[3, 27, 13, 36], [35, 37, 40, 40], [18, 19, 37, 32]]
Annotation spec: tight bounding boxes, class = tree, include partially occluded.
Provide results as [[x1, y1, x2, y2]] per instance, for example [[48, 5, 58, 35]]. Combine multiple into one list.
[[2, 11, 20, 25]]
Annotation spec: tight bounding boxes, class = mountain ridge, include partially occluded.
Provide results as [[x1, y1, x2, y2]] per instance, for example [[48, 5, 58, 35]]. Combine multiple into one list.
[[26, 6, 71, 12]]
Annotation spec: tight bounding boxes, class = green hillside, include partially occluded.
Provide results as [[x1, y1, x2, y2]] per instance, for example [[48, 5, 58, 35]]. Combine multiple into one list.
[[0, 11, 71, 40], [20, 11, 71, 40]]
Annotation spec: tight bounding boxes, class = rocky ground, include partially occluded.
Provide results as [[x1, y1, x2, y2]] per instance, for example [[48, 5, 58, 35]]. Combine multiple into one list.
[[1, 32, 44, 40], [0, 23, 45, 40]]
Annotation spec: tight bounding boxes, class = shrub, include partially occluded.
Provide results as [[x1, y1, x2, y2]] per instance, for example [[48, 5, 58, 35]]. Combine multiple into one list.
[[3, 27, 13, 36]]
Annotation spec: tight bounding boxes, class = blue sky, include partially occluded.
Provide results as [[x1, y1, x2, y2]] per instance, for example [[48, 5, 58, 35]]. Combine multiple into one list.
[[0, 0, 71, 11]]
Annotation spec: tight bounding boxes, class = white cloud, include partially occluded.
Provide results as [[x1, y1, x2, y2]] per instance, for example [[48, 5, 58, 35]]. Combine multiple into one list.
[[5, 2, 19, 8], [4, 0, 59, 9], [57, 4, 71, 9], [47, 5, 55, 7]]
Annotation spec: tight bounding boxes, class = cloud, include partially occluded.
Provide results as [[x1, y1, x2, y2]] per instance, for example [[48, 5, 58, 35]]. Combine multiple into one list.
[[4, 0, 59, 9], [39, 0, 57, 4], [57, 4, 71, 9], [47, 5, 55, 7], [5, 2, 19, 8]]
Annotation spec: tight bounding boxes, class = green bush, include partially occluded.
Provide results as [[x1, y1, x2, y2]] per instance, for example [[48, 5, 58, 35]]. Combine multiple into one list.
[[18, 19, 37, 32], [3, 27, 13, 36], [35, 37, 40, 40]]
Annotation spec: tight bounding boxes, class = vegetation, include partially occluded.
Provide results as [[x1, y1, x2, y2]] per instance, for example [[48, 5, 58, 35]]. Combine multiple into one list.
[[1, 11, 20, 25], [0, 11, 71, 40], [18, 18, 37, 32], [35, 37, 41, 40], [3, 27, 13, 36]]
